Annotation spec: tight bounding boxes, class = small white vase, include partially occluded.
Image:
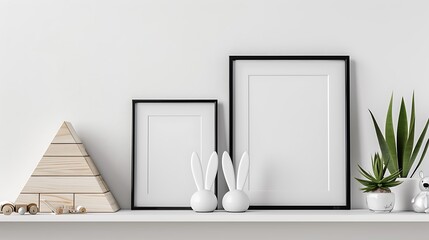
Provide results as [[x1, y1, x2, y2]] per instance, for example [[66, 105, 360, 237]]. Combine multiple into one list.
[[366, 192, 395, 213], [391, 178, 420, 211]]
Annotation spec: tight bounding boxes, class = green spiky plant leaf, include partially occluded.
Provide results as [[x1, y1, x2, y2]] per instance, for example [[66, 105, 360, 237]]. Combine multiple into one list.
[[355, 153, 401, 192], [369, 93, 429, 178]]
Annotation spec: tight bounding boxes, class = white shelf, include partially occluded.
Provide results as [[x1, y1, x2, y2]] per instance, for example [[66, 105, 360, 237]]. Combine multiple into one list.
[[1, 210, 429, 222]]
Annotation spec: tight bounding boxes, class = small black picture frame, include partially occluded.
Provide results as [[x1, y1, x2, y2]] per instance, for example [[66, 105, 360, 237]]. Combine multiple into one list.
[[132, 99, 218, 210]]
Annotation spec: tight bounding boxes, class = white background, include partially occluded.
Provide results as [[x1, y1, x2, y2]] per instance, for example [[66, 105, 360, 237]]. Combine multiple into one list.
[[1, 0, 429, 238]]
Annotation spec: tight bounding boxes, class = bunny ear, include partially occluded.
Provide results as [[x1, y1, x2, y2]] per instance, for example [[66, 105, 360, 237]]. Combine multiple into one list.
[[191, 152, 204, 191], [222, 151, 236, 190], [204, 152, 218, 190], [420, 171, 425, 179], [236, 152, 249, 190]]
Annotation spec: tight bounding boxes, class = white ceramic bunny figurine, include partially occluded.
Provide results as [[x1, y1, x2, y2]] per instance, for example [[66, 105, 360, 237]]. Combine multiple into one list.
[[222, 151, 250, 212], [190, 152, 218, 212]]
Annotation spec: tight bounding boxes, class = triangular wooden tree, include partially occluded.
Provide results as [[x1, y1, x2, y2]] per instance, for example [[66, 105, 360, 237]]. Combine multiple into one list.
[[15, 122, 119, 212]]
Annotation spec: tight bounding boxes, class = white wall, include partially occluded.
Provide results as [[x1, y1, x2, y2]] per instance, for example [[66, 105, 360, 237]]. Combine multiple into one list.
[[1, 0, 429, 210]]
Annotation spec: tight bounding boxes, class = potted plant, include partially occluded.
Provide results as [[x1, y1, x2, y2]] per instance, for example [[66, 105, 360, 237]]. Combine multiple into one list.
[[369, 93, 429, 210], [356, 153, 401, 212]]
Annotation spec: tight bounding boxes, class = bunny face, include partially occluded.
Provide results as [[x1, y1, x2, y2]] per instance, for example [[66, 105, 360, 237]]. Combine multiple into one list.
[[190, 190, 217, 212], [222, 190, 249, 212], [419, 171, 429, 192]]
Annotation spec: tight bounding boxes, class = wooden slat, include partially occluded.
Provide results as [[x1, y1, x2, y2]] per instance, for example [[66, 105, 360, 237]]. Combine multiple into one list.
[[40, 194, 73, 213], [77, 144, 88, 156], [64, 122, 82, 143], [32, 156, 98, 176], [99, 176, 110, 192], [15, 194, 39, 207], [84, 157, 100, 175], [44, 144, 88, 157], [75, 192, 120, 212], [52, 122, 82, 144], [22, 176, 107, 193]]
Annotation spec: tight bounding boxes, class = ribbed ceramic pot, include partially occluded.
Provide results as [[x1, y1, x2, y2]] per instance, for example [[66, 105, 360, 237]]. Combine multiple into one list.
[[366, 192, 395, 213]]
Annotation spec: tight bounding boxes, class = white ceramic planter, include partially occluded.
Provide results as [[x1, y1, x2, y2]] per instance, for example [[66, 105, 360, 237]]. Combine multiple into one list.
[[366, 192, 395, 213], [391, 178, 420, 211]]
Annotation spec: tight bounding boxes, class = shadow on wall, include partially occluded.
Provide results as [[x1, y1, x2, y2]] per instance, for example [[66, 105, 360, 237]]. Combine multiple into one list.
[[349, 59, 363, 208]]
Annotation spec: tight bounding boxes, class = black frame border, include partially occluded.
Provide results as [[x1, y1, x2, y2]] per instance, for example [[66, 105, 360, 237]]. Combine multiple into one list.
[[229, 55, 350, 210], [131, 99, 218, 210]]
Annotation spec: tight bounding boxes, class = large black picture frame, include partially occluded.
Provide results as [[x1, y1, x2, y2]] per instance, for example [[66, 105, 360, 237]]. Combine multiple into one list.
[[229, 56, 350, 210]]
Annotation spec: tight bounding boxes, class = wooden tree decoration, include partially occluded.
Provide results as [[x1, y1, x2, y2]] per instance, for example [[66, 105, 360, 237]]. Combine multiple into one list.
[[15, 122, 120, 212]]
